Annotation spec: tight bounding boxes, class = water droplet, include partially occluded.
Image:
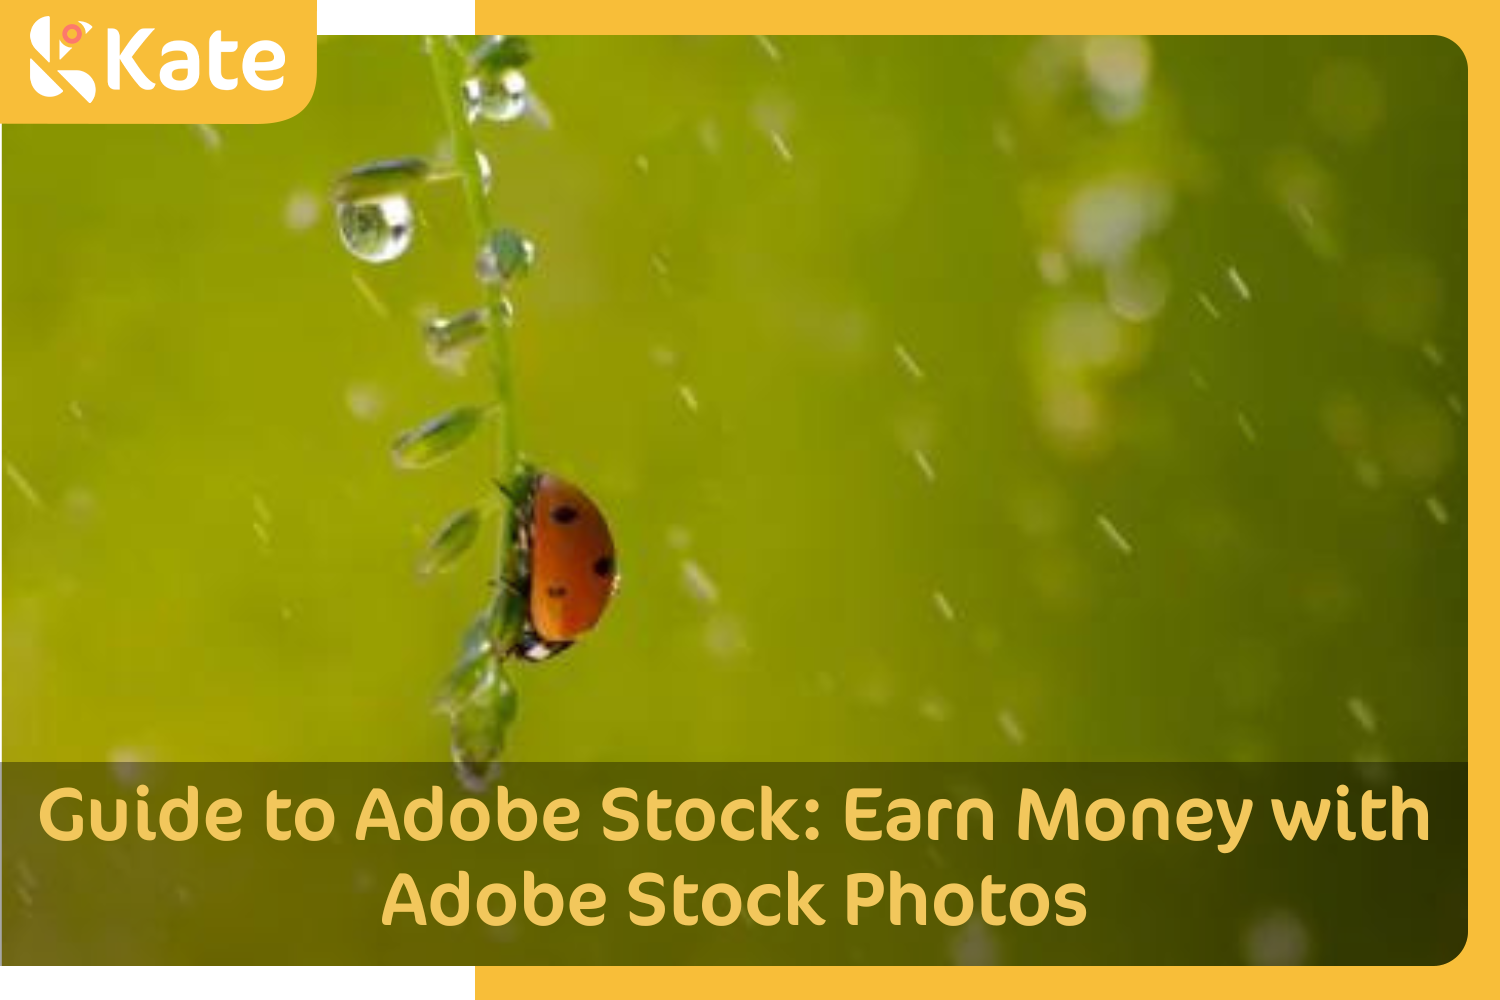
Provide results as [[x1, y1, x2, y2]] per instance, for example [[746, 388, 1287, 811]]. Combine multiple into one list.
[[350, 272, 390, 317], [1425, 495, 1450, 526], [677, 384, 700, 413], [344, 381, 385, 422], [768, 130, 794, 162], [192, 123, 222, 152], [1083, 36, 1152, 122], [1346, 696, 1378, 735], [1105, 256, 1169, 322], [893, 343, 926, 381], [468, 35, 531, 75], [332, 157, 433, 202], [703, 612, 750, 660], [912, 449, 936, 483], [1065, 178, 1172, 266], [681, 559, 720, 605], [1243, 910, 1310, 965], [932, 590, 956, 622], [1226, 265, 1253, 301], [753, 35, 782, 62], [477, 228, 536, 283], [464, 69, 528, 124], [1236, 411, 1259, 445], [283, 189, 321, 231], [449, 661, 518, 787], [419, 507, 483, 576], [424, 307, 503, 371], [5, 460, 45, 510], [953, 921, 999, 966], [391, 406, 485, 470], [997, 709, 1026, 746], [336, 195, 414, 264], [1096, 513, 1133, 555], [1196, 291, 1222, 320], [251, 495, 273, 550], [476, 151, 493, 193]]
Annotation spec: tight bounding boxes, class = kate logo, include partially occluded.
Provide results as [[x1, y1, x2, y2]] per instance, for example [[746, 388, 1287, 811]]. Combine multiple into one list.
[[5, 3, 315, 124], [29, 15, 96, 102]]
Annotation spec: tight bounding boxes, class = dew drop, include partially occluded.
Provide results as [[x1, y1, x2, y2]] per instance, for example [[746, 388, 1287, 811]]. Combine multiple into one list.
[[768, 130, 794, 163], [478, 228, 536, 283], [283, 189, 321, 232], [418, 507, 483, 576], [1226, 265, 1253, 301], [476, 151, 493, 193], [753, 35, 783, 62], [4, 460, 45, 510], [391, 406, 485, 469], [449, 661, 519, 787], [912, 448, 937, 483], [893, 343, 926, 381], [336, 195, 414, 264], [1425, 495, 1450, 526], [681, 559, 720, 605], [1196, 290, 1222, 320], [1096, 513, 1134, 555], [1236, 411, 1259, 445], [344, 381, 386, 422], [1243, 910, 1310, 965], [932, 590, 956, 622], [1346, 696, 1378, 735], [464, 68, 528, 124], [332, 157, 433, 202], [468, 35, 531, 75], [424, 307, 502, 371], [997, 709, 1026, 746]]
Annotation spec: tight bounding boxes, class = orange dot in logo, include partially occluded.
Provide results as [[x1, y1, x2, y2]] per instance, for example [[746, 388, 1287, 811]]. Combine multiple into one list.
[[62, 23, 83, 45]]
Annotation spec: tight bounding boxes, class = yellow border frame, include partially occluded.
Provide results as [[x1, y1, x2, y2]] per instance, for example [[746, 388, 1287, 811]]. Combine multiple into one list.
[[471, 8, 1491, 994]]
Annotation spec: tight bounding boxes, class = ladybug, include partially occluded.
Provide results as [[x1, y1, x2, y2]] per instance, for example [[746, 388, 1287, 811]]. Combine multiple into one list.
[[503, 470, 618, 662]]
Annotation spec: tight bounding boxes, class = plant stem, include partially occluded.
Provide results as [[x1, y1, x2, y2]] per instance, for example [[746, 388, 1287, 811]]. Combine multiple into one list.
[[427, 35, 524, 646]]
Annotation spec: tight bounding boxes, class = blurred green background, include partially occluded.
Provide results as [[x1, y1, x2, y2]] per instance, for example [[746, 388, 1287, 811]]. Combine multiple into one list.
[[3, 36, 1466, 763]]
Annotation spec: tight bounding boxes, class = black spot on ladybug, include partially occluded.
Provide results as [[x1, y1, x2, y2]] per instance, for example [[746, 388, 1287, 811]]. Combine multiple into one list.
[[593, 555, 615, 578], [550, 505, 579, 525], [546, 584, 567, 599]]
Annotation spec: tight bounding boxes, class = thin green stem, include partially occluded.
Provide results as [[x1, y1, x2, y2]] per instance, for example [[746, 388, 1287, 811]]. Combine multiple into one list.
[[427, 35, 523, 646]]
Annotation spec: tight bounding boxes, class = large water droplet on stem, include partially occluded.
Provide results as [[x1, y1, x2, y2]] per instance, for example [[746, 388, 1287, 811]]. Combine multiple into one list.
[[336, 195, 414, 264], [332, 157, 433, 201], [391, 406, 485, 469], [477, 228, 536, 283], [423, 303, 512, 372], [468, 35, 531, 75], [449, 660, 519, 788], [463, 69, 528, 124], [417, 507, 483, 575]]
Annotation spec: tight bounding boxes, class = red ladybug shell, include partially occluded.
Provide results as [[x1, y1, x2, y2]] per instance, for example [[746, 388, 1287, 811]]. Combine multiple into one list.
[[525, 474, 617, 643]]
